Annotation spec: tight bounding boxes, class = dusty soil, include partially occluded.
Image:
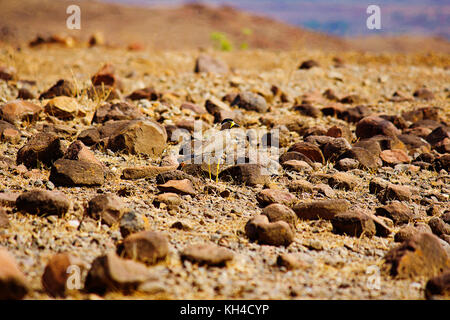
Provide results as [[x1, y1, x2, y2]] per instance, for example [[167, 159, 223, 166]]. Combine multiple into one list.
[[0, 43, 449, 300]]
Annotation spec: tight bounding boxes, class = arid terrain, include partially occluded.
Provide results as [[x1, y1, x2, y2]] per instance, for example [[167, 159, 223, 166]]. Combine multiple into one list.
[[0, 1, 449, 301]]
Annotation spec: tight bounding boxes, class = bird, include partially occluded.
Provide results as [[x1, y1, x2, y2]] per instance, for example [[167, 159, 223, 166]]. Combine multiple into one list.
[[220, 118, 240, 130]]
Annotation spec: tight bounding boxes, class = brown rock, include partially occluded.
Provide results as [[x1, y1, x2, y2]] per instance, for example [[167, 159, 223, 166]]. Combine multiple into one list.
[[394, 224, 432, 243], [332, 211, 376, 237], [16, 132, 65, 169], [298, 60, 319, 69], [293, 199, 349, 220], [205, 97, 235, 123], [50, 159, 104, 186], [281, 160, 312, 172], [85, 252, 152, 295], [402, 106, 440, 122], [16, 190, 70, 216], [154, 193, 182, 209], [64, 141, 103, 167], [369, 178, 389, 194], [91, 64, 119, 88], [429, 217, 450, 237], [121, 165, 176, 180], [180, 102, 206, 114], [262, 203, 297, 228], [39, 79, 76, 99], [87, 193, 127, 226], [279, 151, 314, 166], [119, 211, 145, 238], [0, 66, 16, 81], [379, 184, 412, 203], [0, 208, 10, 228], [0, 192, 19, 207], [256, 189, 296, 207], [158, 179, 196, 196], [384, 232, 450, 278], [375, 202, 413, 225], [293, 103, 320, 118], [0, 248, 29, 300], [122, 231, 169, 265], [126, 87, 159, 101], [413, 88, 434, 100], [180, 243, 234, 266], [219, 164, 269, 186], [1, 127, 20, 144], [323, 137, 352, 162], [338, 147, 381, 170], [288, 179, 314, 193], [106, 120, 167, 158], [194, 54, 229, 74], [231, 92, 268, 113], [288, 142, 324, 164], [426, 126, 449, 147], [398, 134, 431, 153], [328, 172, 358, 190], [326, 125, 353, 142], [42, 253, 85, 297], [356, 116, 400, 140], [92, 102, 143, 123], [44, 96, 84, 120], [339, 94, 361, 104], [245, 215, 294, 247], [380, 149, 411, 165], [0, 100, 42, 125], [425, 271, 450, 299], [335, 158, 359, 171], [276, 253, 305, 270]]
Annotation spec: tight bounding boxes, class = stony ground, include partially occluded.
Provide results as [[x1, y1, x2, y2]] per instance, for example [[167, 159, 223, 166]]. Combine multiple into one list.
[[0, 44, 449, 300]]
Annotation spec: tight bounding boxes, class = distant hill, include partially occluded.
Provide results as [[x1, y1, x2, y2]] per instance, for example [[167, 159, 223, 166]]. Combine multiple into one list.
[[0, 0, 449, 53]]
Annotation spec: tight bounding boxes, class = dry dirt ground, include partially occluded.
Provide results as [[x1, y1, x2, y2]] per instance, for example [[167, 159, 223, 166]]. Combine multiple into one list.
[[0, 44, 449, 300]]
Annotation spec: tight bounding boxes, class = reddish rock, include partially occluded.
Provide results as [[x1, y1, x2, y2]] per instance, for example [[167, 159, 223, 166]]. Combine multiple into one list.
[[42, 253, 86, 297], [293, 199, 349, 220], [375, 202, 414, 225], [293, 103, 320, 118], [256, 189, 296, 207], [323, 138, 352, 162], [50, 159, 104, 187], [288, 142, 324, 164], [16, 132, 65, 169], [413, 88, 434, 100], [245, 215, 294, 247], [322, 89, 339, 101], [332, 211, 376, 237], [326, 125, 353, 142], [180, 243, 234, 266], [0, 100, 42, 125], [91, 64, 119, 88], [16, 190, 70, 216], [355, 116, 400, 139], [219, 164, 269, 186], [85, 252, 152, 295], [261, 204, 297, 228], [380, 149, 411, 165], [0, 193, 19, 208], [1, 127, 20, 144], [122, 231, 169, 265], [0, 248, 29, 300], [337, 147, 381, 170], [379, 184, 412, 203], [39, 79, 76, 99], [384, 233, 450, 279], [87, 193, 127, 226], [126, 87, 159, 101], [180, 102, 206, 114], [158, 179, 196, 196], [92, 102, 143, 123]]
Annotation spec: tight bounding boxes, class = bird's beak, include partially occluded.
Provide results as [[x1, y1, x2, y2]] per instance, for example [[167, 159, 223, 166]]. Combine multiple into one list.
[[230, 121, 238, 128]]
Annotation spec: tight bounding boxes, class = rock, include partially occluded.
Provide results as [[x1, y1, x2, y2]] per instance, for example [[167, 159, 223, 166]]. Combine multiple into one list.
[[337, 147, 381, 170], [155, 170, 197, 185], [205, 97, 235, 123], [88, 32, 105, 47], [394, 224, 432, 243], [64, 141, 103, 168], [219, 164, 270, 186], [154, 193, 182, 209], [328, 172, 358, 190], [370, 214, 392, 237], [50, 159, 104, 186], [384, 233, 450, 279], [122, 231, 169, 265], [398, 134, 431, 153], [245, 215, 294, 247], [355, 116, 400, 139], [180, 102, 206, 114], [339, 94, 361, 104], [379, 184, 412, 203], [157, 179, 196, 196], [261, 203, 297, 228], [106, 120, 167, 158], [85, 252, 152, 295], [335, 158, 359, 171], [171, 220, 193, 231], [332, 211, 376, 237], [429, 217, 450, 237], [256, 189, 296, 207], [293, 103, 320, 118], [0, 192, 19, 207], [338, 105, 372, 123], [121, 165, 176, 180], [353, 139, 382, 157], [91, 64, 119, 88], [120, 211, 145, 238], [180, 243, 234, 266], [126, 87, 159, 101], [0, 208, 10, 228], [288, 142, 324, 164], [426, 126, 449, 147], [42, 253, 86, 297], [39, 79, 76, 99], [288, 179, 314, 193], [276, 253, 305, 270], [293, 199, 349, 220], [1, 127, 20, 144], [194, 54, 229, 74], [298, 60, 319, 69], [87, 193, 127, 226], [413, 88, 434, 100], [44, 96, 85, 120], [369, 178, 389, 194], [92, 102, 143, 123], [425, 271, 450, 299], [0, 66, 16, 81], [323, 138, 352, 162], [402, 106, 440, 122], [375, 202, 414, 225], [77, 128, 101, 146], [282, 160, 312, 172], [380, 149, 411, 165], [16, 190, 70, 216], [231, 92, 268, 113], [279, 151, 314, 166], [0, 248, 29, 300], [16, 132, 65, 169], [435, 154, 450, 172], [0, 100, 42, 125]]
